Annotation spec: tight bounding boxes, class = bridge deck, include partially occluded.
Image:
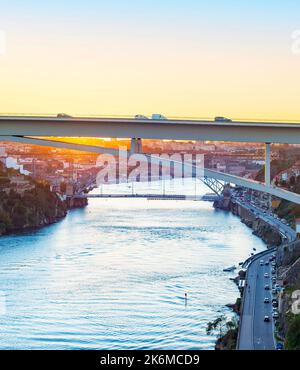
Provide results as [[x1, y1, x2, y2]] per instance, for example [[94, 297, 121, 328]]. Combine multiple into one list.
[[76, 194, 219, 201], [1, 116, 300, 143], [0, 136, 300, 204]]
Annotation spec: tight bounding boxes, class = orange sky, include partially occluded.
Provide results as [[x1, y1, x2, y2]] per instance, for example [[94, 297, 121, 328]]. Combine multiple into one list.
[[1, 1, 300, 121]]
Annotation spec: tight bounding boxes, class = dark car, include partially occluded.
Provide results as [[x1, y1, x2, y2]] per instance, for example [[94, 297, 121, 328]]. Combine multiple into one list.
[[214, 116, 232, 123], [276, 343, 284, 350], [57, 113, 72, 118]]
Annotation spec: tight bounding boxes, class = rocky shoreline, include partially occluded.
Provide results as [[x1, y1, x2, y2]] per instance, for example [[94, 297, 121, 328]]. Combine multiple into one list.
[[0, 194, 88, 237], [214, 192, 300, 349], [214, 196, 282, 247], [212, 194, 282, 350]]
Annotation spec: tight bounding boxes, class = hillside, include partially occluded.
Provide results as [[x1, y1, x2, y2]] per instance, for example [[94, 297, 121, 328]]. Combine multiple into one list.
[[0, 163, 67, 235]]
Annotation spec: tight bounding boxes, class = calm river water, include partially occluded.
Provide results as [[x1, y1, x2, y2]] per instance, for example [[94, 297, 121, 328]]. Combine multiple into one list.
[[0, 179, 266, 349]]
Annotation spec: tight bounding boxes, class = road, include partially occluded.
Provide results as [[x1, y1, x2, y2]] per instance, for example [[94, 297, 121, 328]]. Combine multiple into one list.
[[238, 250, 276, 350], [2, 115, 300, 144], [235, 199, 296, 242]]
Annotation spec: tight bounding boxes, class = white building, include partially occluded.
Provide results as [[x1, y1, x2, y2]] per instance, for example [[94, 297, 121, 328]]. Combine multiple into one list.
[[5, 157, 30, 175]]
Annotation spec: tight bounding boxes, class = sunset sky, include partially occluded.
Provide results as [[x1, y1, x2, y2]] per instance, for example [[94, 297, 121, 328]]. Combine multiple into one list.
[[0, 0, 300, 120]]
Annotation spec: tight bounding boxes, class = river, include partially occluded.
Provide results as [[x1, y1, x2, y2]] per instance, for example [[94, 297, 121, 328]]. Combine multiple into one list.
[[0, 179, 266, 349]]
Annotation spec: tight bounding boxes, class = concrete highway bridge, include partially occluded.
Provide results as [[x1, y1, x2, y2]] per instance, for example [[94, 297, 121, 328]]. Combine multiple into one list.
[[1, 115, 300, 204]]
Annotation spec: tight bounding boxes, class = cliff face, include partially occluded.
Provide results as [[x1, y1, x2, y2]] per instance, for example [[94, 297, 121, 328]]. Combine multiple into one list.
[[277, 240, 300, 269], [273, 239, 300, 348], [66, 197, 88, 209], [214, 197, 282, 247], [0, 162, 91, 236], [0, 185, 68, 236]]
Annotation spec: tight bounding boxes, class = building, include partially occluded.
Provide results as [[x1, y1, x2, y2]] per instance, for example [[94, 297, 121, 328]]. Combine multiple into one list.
[[0, 146, 6, 157]]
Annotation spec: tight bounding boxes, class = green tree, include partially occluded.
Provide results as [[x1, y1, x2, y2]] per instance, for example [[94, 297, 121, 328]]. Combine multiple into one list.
[[207, 315, 227, 338], [285, 315, 300, 350]]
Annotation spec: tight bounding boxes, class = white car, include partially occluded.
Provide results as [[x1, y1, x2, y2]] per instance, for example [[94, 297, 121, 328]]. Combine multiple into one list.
[[272, 312, 279, 319], [152, 114, 167, 120], [264, 273, 269, 278], [260, 260, 264, 266]]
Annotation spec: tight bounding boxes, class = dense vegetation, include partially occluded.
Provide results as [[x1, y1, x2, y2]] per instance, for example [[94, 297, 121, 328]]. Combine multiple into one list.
[[274, 175, 300, 226], [285, 314, 300, 350], [0, 163, 67, 235], [206, 315, 239, 350], [256, 159, 300, 225], [255, 159, 293, 183], [276, 201, 300, 226]]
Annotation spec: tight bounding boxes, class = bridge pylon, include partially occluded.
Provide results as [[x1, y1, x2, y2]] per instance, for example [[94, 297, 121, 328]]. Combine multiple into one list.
[[265, 143, 271, 187], [130, 138, 142, 154]]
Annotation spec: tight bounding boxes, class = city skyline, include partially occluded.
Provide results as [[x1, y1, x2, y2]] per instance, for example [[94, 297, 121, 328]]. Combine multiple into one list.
[[0, 0, 300, 120]]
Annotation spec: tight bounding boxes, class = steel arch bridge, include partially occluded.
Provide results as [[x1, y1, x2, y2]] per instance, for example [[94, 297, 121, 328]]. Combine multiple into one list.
[[1, 134, 300, 204]]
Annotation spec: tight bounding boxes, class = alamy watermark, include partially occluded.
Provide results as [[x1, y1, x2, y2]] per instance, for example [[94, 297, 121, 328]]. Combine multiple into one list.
[[0, 30, 7, 56], [291, 290, 300, 315], [95, 148, 204, 186], [291, 29, 300, 55]]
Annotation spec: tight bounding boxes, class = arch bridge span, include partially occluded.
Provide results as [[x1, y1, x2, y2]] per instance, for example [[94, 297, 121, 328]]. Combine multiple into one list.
[[1, 135, 300, 205]]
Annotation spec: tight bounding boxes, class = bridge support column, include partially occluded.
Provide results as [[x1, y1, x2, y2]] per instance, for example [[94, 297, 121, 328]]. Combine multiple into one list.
[[265, 143, 271, 187], [130, 138, 142, 154]]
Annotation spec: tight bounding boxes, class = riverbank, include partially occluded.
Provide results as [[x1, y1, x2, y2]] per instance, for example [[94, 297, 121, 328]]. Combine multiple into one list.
[[275, 239, 300, 348], [66, 196, 88, 209], [0, 198, 89, 236], [0, 191, 88, 237], [213, 194, 283, 350], [214, 196, 282, 247]]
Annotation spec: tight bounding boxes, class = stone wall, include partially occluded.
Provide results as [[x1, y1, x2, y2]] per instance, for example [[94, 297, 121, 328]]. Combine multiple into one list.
[[277, 239, 300, 267], [214, 197, 282, 247]]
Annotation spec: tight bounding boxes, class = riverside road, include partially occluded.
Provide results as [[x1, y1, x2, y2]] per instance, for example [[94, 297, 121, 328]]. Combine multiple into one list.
[[234, 199, 296, 242], [238, 249, 276, 350]]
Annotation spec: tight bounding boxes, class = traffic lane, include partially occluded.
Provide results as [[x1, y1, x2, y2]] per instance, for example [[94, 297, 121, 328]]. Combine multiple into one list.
[[263, 214, 293, 235], [251, 209, 294, 241], [238, 258, 258, 349], [253, 209, 291, 236], [235, 199, 295, 240], [253, 256, 275, 350], [238, 251, 276, 350]]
